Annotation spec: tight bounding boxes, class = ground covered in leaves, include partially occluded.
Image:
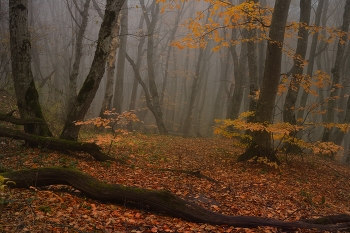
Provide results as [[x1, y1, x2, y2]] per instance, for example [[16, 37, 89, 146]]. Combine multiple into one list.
[[1, 134, 350, 232]]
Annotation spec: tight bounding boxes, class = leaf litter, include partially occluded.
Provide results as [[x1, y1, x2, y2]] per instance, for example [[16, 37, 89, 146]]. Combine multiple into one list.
[[1, 134, 350, 232]]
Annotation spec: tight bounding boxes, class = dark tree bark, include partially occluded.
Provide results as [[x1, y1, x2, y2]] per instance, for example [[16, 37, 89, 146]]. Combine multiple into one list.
[[237, 0, 291, 163], [0, 127, 115, 161], [9, 0, 52, 137], [127, 16, 145, 131], [182, 48, 204, 136], [60, 0, 125, 141], [139, 0, 167, 134], [246, 0, 259, 118], [227, 29, 247, 120], [159, 1, 185, 107], [297, 0, 326, 120], [112, 0, 128, 114], [283, 0, 311, 125], [2, 167, 350, 231], [99, 11, 121, 118], [322, 0, 350, 142], [66, 0, 91, 114]]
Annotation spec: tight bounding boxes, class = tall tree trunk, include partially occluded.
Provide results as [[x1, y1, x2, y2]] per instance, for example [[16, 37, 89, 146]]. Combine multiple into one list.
[[140, 0, 167, 134], [159, 1, 185, 107], [246, 0, 259, 119], [322, 0, 350, 142], [99, 10, 122, 118], [297, 0, 326, 120], [66, 0, 91, 114], [211, 49, 230, 124], [60, 0, 125, 141], [237, 0, 291, 163], [9, 0, 52, 137], [127, 16, 145, 131], [283, 0, 311, 125], [327, 0, 350, 144], [182, 48, 204, 136], [257, 0, 267, 85], [228, 30, 248, 120], [113, 0, 128, 114]]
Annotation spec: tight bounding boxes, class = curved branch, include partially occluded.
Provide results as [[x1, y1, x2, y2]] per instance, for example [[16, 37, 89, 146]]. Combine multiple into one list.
[[2, 167, 350, 231]]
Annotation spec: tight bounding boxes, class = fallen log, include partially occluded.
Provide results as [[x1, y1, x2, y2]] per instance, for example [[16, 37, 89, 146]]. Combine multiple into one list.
[[0, 126, 115, 162], [1, 167, 350, 231], [0, 110, 46, 125]]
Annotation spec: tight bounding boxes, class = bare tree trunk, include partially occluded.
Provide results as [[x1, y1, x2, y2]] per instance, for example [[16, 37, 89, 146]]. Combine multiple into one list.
[[238, 0, 291, 163], [159, 1, 185, 107], [9, 0, 52, 137], [283, 0, 311, 125], [66, 0, 91, 114], [113, 0, 128, 114], [297, 0, 326, 120], [127, 16, 145, 131], [246, 0, 259, 119], [228, 30, 248, 120], [140, 0, 167, 134], [60, 0, 125, 141], [322, 0, 350, 142], [182, 48, 204, 136], [99, 10, 122, 117], [327, 0, 350, 144]]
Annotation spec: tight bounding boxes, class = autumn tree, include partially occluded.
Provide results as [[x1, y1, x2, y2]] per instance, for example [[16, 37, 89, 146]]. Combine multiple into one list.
[[237, 0, 291, 163]]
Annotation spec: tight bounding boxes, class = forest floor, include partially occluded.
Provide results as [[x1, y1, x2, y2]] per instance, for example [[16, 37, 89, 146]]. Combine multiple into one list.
[[1, 133, 350, 232]]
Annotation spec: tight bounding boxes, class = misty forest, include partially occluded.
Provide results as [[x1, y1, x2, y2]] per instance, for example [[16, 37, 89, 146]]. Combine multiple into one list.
[[2, 0, 350, 232]]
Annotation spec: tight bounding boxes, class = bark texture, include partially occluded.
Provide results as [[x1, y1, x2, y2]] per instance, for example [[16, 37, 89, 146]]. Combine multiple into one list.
[[238, 0, 291, 163], [322, 0, 350, 142], [9, 0, 52, 137], [0, 126, 115, 162], [67, 0, 91, 114], [139, 0, 167, 134], [1, 167, 350, 231], [99, 8, 121, 118], [112, 0, 128, 114], [283, 0, 311, 125], [60, 0, 126, 141]]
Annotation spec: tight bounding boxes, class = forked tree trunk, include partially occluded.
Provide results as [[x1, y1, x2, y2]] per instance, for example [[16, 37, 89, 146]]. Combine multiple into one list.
[[66, 0, 91, 114], [9, 0, 52, 137], [237, 0, 291, 163], [140, 0, 167, 135], [60, 0, 125, 141]]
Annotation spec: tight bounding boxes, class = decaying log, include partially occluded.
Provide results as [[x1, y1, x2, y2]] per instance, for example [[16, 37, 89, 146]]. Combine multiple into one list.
[[1, 167, 350, 231], [0, 126, 115, 162], [0, 110, 46, 125]]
